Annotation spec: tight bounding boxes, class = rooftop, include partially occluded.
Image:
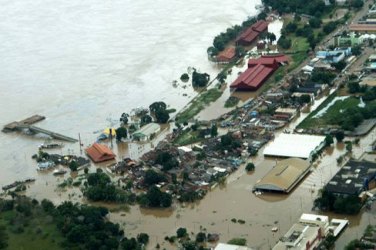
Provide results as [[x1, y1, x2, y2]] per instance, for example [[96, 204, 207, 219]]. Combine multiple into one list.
[[263, 134, 325, 159], [325, 160, 376, 195], [85, 143, 116, 163], [132, 123, 160, 137], [215, 243, 253, 250], [254, 158, 311, 193]]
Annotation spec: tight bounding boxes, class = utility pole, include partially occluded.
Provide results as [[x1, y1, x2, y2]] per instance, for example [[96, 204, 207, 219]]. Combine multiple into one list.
[[78, 133, 83, 155]]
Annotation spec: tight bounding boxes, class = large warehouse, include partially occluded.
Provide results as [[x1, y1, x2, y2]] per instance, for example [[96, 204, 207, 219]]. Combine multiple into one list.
[[263, 133, 325, 159], [253, 158, 311, 193]]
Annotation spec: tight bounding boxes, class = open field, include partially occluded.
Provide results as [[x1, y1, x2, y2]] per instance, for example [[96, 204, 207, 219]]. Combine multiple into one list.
[[297, 93, 362, 129]]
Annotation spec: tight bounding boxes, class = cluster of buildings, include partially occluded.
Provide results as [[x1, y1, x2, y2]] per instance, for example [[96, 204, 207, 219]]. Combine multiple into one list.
[[215, 20, 268, 64], [325, 159, 376, 201], [273, 214, 348, 250], [349, 4, 376, 33]]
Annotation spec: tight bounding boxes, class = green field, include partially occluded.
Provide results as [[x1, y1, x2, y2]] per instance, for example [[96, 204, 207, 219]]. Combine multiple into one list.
[[172, 129, 203, 146], [0, 210, 64, 250], [298, 94, 360, 129], [175, 88, 223, 123]]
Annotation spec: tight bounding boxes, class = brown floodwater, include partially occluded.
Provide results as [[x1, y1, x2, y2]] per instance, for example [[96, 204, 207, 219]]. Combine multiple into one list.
[[106, 125, 376, 250], [1, 1, 375, 249]]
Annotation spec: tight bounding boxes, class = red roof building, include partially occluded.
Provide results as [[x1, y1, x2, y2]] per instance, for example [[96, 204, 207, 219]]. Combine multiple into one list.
[[216, 47, 236, 63], [230, 55, 288, 91], [86, 143, 116, 163], [236, 20, 268, 46]]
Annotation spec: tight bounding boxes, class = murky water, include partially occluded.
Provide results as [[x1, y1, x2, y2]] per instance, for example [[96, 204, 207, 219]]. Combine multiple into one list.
[[1, 1, 375, 249], [108, 120, 376, 250], [0, 0, 260, 184]]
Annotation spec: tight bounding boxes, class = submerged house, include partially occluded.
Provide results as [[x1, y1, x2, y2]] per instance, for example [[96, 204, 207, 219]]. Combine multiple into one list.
[[216, 47, 236, 63], [85, 143, 116, 163], [132, 123, 160, 141]]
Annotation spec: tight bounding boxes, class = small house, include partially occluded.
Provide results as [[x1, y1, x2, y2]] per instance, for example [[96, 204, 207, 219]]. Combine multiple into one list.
[[132, 123, 160, 141], [85, 143, 116, 163]]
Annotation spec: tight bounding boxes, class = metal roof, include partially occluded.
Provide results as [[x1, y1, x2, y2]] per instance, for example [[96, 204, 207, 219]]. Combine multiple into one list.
[[254, 158, 310, 193], [263, 134, 325, 159]]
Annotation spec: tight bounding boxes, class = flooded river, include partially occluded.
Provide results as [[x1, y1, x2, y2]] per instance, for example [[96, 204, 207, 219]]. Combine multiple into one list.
[[0, 0, 259, 184], [1, 1, 376, 249]]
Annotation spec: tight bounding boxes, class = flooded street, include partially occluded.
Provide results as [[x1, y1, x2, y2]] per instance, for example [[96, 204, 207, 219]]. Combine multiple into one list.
[[109, 113, 376, 249]]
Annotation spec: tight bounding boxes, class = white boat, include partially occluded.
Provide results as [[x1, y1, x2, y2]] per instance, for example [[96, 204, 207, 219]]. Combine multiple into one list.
[[37, 161, 55, 171], [53, 169, 67, 175]]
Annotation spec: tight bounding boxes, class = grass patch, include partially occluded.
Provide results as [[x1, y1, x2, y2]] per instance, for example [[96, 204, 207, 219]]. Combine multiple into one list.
[[0, 210, 64, 250], [298, 93, 362, 129], [176, 88, 223, 123], [289, 52, 307, 72], [173, 129, 203, 146], [224, 96, 240, 108], [297, 92, 338, 129]]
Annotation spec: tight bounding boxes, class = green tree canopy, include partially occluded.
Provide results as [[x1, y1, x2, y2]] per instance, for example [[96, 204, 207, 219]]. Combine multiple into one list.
[[192, 70, 210, 88]]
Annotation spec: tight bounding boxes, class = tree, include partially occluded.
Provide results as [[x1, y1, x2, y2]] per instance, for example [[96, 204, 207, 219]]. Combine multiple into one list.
[[347, 82, 360, 94], [176, 227, 187, 238], [245, 162, 255, 172], [325, 135, 334, 146], [149, 102, 167, 114], [351, 45, 362, 56], [144, 170, 166, 186], [69, 160, 78, 172], [299, 94, 311, 104], [192, 70, 210, 88], [145, 186, 172, 208], [155, 109, 170, 123], [235, 46, 245, 57], [351, 0, 364, 8], [309, 17, 322, 28], [207, 46, 219, 57], [217, 71, 227, 84], [331, 61, 346, 71], [0, 226, 8, 249], [323, 21, 337, 34], [180, 73, 189, 82], [346, 142, 353, 153], [140, 114, 152, 127], [227, 238, 246, 246], [196, 232, 206, 243], [267, 32, 276, 44], [116, 127, 128, 141], [277, 36, 292, 49], [210, 124, 218, 137], [120, 113, 129, 125], [285, 22, 297, 33], [335, 131, 345, 142], [137, 233, 149, 245]]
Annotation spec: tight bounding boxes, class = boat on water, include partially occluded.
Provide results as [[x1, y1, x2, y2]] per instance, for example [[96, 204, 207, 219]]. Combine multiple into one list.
[[39, 143, 64, 149], [53, 169, 67, 175], [37, 161, 55, 171], [2, 178, 36, 191]]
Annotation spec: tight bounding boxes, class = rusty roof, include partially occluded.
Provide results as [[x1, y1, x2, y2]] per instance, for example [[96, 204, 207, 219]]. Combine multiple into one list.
[[85, 143, 116, 163]]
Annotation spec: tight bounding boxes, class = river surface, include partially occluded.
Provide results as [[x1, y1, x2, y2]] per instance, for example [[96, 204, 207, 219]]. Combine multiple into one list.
[[0, 0, 260, 184]]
